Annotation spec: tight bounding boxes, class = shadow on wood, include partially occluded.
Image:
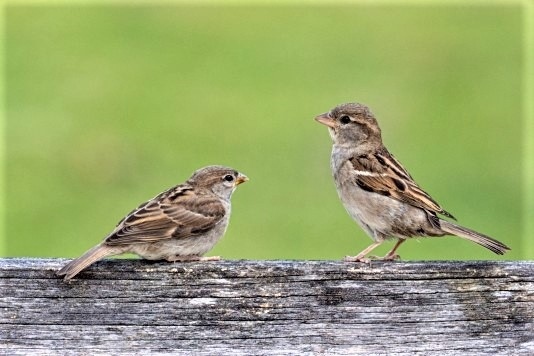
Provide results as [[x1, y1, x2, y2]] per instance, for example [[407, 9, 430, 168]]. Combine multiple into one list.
[[1, 258, 533, 355]]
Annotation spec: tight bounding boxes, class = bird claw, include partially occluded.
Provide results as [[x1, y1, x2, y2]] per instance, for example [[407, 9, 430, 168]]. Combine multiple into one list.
[[344, 253, 401, 263], [386, 254, 401, 261], [369, 254, 401, 261], [343, 255, 371, 263], [166, 255, 221, 262], [199, 256, 221, 261]]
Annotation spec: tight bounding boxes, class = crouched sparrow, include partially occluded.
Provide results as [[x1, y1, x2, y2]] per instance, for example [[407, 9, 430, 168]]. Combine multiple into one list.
[[57, 165, 248, 280]]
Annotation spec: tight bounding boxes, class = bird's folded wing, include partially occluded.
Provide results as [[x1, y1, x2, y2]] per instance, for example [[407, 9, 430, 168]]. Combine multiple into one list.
[[104, 188, 226, 246], [349, 151, 455, 219]]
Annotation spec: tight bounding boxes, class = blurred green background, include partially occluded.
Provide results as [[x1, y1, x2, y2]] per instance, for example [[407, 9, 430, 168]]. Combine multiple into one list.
[[5, 4, 527, 260]]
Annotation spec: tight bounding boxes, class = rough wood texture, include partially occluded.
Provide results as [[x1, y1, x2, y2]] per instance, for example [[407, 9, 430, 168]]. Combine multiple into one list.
[[1, 258, 533, 355]]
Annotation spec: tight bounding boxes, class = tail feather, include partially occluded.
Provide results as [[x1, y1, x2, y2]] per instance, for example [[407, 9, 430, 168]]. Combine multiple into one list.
[[439, 220, 510, 255], [57, 244, 114, 280]]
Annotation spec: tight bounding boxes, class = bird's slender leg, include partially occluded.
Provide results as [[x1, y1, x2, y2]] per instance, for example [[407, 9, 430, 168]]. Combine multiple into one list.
[[166, 255, 221, 262], [372, 239, 405, 261], [344, 241, 383, 263]]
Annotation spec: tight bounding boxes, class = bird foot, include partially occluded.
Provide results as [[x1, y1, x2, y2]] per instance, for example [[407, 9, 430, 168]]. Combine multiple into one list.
[[343, 255, 371, 263], [344, 253, 400, 263], [200, 256, 221, 261], [166, 255, 221, 262], [369, 254, 401, 261]]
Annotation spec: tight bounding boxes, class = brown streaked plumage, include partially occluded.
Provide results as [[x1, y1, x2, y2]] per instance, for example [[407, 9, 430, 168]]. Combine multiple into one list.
[[57, 165, 248, 280], [315, 102, 510, 261]]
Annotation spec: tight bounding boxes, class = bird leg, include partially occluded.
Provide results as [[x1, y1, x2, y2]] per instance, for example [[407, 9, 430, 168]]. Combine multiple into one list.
[[344, 241, 383, 263], [166, 255, 221, 262], [370, 239, 405, 261]]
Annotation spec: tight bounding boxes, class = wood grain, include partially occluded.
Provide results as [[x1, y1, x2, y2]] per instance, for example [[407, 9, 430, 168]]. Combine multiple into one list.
[[1, 258, 533, 355]]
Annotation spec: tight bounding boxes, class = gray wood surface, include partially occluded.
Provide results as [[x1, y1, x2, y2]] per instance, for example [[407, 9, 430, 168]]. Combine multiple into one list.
[[1, 258, 533, 355]]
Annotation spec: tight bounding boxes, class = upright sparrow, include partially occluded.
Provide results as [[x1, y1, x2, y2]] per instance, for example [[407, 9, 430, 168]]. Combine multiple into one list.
[[315, 103, 510, 261], [57, 165, 248, 280]]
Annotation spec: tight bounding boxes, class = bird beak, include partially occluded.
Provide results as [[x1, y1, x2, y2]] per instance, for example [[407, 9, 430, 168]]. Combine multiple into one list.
[[235, 174, 249, 186], [315, 113, 336, 128]]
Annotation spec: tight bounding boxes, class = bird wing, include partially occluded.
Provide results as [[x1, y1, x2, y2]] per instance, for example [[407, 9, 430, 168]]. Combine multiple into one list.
[[349, 149, 455, 219], [104, 185, 227, 246]]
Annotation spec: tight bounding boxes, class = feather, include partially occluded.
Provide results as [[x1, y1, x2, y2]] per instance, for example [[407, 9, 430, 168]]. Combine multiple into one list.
[[350, 149, 456, 220], [104, 189, 226, 246], [439, 220, 510, 255], [56, 244, 115, 280]]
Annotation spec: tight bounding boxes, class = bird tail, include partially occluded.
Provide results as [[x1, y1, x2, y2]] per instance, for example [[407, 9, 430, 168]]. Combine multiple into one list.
[[439, 220, 510, 255], [57, 244, 114, 280]]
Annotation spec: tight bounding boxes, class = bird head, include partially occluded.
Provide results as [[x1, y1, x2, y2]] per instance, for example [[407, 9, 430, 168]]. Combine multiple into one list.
[[189, 165, 248, 200], [315, 102, 382, 148]]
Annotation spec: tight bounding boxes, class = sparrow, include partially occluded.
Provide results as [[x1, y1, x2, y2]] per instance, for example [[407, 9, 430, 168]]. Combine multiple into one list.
[[315, 102, 510, 262], [57, 165, 248, 280]]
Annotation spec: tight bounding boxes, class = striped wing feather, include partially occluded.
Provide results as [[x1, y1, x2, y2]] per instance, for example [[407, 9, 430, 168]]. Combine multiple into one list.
[[350, 149, 455, 219], [104, 185, 226, 246]]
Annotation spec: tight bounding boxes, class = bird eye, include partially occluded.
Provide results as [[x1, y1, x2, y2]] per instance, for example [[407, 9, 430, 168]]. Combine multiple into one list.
[[223, 175, 234, 182], [339, 115, 351, 124]]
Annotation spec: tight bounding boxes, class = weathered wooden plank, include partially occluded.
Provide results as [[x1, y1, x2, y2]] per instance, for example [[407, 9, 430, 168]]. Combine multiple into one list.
[[1, 258, 533, 355]]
